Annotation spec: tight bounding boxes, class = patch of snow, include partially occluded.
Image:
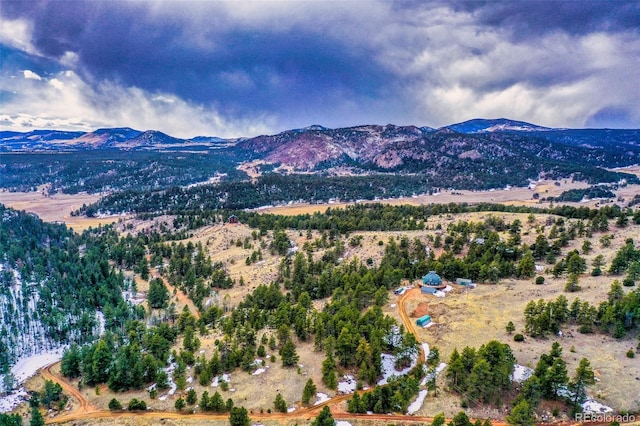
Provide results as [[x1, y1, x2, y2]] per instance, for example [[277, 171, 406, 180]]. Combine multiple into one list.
[[252, 368, 266, 376], [510, 364, 534, 383], [314, 392, 330, 405], [407, 389, 428, 414], [443, 285, 453, 292], [422, 343, 430, 358], [338, 375, 357, 393], [95, 311, 106, 335], [0, 388, 29, 412], [390, 303, 397, 308], [287, 406, 296, 413], [433, 290, 446, 298], [11, 348, 65, 385], [378, 351, 418, 385], [421, 362, 447, 386], [582, 399, 613, 414], [335, 422, 353, 426], [158, 395, 168, 401], [382, 326, 402, 347], [186, 376, 193, 383]]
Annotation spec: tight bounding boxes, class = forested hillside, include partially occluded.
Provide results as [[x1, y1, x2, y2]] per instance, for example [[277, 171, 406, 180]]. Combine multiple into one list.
[[0, 205, 138, 394]]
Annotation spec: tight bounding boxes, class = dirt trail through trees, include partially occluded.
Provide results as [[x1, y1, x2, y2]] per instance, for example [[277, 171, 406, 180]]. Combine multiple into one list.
[[39, 290, 592, 425]]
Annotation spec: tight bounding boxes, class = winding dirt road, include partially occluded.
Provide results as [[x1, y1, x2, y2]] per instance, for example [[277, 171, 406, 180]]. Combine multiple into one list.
[[41, 363, 98, 418], [39, 287, 591, 425]]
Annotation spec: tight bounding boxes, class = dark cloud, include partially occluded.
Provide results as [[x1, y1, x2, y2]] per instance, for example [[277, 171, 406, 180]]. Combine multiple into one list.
[[1, 1, 401, 127], [1, 1, 638, 134]]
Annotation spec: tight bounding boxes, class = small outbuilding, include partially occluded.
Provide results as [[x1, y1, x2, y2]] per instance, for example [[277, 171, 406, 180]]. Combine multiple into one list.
[[227, 215, 240, 224], [416, 315, 432, 327], [456, 278, 473, 286], [421, 286, 438, 295]]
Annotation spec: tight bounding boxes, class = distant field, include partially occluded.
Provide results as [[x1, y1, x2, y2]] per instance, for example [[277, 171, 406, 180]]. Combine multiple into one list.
[[0, 187, 125, 232], [254, 179, 600, 216]]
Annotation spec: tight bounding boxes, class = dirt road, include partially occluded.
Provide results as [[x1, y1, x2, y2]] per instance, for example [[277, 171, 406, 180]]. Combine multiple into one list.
[[399, 287, 426, 363]]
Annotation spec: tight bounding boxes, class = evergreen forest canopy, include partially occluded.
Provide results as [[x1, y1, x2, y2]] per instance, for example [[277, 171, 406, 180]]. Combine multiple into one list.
[[0, 204, 141, 391]]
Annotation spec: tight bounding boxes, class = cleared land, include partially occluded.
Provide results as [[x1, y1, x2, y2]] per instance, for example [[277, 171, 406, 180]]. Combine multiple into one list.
[[0, 187, 125, 232]]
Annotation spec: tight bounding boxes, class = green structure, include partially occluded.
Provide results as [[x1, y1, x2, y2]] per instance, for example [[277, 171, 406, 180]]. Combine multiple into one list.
[[416, 315, 432, 327], [422, 271, 444, 288]]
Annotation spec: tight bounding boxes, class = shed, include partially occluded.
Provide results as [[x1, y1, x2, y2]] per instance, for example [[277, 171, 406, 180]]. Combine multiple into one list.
[[227, 215, 240, 224], [421, 286, 437, 295], [416, 315, 432, 327]]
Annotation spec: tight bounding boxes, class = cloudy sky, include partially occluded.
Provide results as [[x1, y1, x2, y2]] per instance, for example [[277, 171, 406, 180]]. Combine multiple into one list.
[[1, 1, 639, 138]]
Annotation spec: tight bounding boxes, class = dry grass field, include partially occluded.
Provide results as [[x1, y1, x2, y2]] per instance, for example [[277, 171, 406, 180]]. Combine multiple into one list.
[[0, 187, 126, 232], [383, 218, 640, 417], [5, 178, 640, 423]]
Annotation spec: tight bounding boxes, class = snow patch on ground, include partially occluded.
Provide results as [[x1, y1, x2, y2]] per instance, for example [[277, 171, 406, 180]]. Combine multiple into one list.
[[582, 398, 613, 414], [0, 388, 29, 412], [338, 375, 357, 393], [287, 406, 296, 413], [422, 343, 430, 358], [510, 364, 534, 383], [0, 348, 65, 412], [252, 368, 266, 376], [314, 392, 330, 405], [420, 362, 447, 386], [407, 389, 428, 414], [377, 351, 419, 385], [11, 348, 65, 384], [212, 373, 231, 387], [335, 422, 353, 426], [509, 365, 612, 414]]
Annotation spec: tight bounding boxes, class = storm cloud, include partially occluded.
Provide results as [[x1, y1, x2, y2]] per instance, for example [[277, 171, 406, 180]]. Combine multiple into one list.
[[1, 1, 638, 137]]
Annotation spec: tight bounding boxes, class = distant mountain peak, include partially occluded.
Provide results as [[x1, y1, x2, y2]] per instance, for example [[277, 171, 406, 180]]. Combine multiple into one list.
[[445, 118, 552, 133]]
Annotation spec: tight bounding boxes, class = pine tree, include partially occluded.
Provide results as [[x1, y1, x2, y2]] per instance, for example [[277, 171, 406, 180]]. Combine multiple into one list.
[[322, 351, 337, 389], [312, 406, 334, 426], [507, 400, 535, 426], [274, 393, 287, 413], [108, 398, 123, 411], [29, 407, 45, 426], [279, 339, 299, 367], [301, 378, 317, 406], [546, 358, 569, 398], [569, 358, 595, 407], [229, 406, 251, 426], [91, 339, 112, 384], [200, 391, 210, 411], [347, 392, 365, 413], [211, 391, 225, 412], [174, 398, 186, 411], [147, 278, 169, 309], [186, 388, 197, 405], [61, 344, 82, 378], [432, 413, 446, 426]]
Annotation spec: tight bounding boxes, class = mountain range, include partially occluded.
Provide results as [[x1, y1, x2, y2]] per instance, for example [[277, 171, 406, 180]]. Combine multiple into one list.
[[1, 119, 639, 194]]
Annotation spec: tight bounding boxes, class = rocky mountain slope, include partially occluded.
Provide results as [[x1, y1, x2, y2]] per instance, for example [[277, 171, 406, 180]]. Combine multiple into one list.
[[1, 119, 639, 193]]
